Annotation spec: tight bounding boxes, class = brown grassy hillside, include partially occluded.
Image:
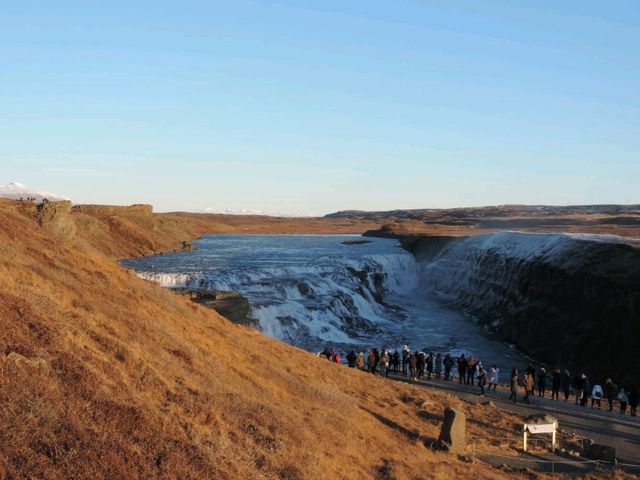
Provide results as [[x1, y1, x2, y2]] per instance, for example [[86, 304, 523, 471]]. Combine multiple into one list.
[[0, 199, 600, 479]]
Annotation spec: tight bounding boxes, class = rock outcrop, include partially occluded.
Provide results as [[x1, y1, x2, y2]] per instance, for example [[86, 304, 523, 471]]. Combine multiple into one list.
[[36, 200, 77, 239], [177, 289, 256, 327], [72, 204, 154, 217]]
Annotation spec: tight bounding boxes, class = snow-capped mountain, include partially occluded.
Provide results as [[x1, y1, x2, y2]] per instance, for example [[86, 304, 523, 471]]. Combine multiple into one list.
[[0, 182, 71, 202], [201, 207, 269, 216], [201, 207, 308, 217]]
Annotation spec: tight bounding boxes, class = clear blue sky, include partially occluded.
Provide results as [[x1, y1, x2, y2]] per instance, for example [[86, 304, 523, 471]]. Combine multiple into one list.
[[1, 1, 638, 215]]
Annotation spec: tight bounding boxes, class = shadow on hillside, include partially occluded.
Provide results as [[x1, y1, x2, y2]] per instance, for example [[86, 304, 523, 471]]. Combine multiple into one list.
[[375, 459, 395, 480], [361, 407, 438, 448], [416, 410, 441, 423]]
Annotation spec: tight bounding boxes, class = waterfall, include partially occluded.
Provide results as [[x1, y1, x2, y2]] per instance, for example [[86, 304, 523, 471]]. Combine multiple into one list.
[[136, 252, 420, 345], [410, 231, 640, 381]]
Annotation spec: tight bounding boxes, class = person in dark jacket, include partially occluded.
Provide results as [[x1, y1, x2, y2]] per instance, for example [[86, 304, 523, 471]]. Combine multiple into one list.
[[426, 353, 434, 379], [580, 373, 590, 407], [443, 354, 454, 381], [537, 367, 547, 397], [457, 354, 467, 384], [391, 351, 400, 372], [435, 353, 443, 379], [561, 369, 572, 401], [551, 368, 561, 400], [604, 378, 617, 412], [573, 373, 583, 405], [346, 350, 356, 368], [466, 356, 477, 385], [409, 353, 417, 380], [416, 352, 425, 378]]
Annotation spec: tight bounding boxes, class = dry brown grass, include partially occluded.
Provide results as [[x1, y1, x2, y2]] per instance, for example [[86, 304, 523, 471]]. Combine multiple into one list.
[[0, 199, 635, 479]]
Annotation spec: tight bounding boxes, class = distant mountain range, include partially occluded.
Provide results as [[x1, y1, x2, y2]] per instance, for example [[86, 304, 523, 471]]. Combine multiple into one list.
[[201, 207, 309, 217], [326, 204, 640, 221]]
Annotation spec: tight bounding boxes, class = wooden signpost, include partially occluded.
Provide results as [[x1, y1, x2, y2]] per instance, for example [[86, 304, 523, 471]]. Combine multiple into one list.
[[523, 421, 557, 453]]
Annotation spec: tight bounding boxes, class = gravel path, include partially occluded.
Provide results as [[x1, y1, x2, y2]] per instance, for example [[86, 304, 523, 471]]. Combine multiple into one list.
[[388, 372, 640, 474]]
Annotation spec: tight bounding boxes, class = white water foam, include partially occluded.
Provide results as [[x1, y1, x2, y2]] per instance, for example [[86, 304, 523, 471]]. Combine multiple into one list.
[[419, 231, 639, 305], [136, 272, 193, 288], [124, 234, 545, 368], [136, 252, 420, 345]]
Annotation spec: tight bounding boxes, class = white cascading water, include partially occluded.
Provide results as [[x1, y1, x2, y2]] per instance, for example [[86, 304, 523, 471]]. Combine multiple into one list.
[[124, 234, 543, 367], [420, 231, 640, 306], [135, 249, 419, 346]]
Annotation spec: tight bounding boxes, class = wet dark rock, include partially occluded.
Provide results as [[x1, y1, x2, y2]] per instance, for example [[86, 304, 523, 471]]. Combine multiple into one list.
[[346, 266, 369, 285], [585, 444, 616, 463], [373, 273, 385, 291], [341, 239, 372, 245], [277, 316, 297, 327], [177, 289, 257, 328], [297, 282, 312, 296]]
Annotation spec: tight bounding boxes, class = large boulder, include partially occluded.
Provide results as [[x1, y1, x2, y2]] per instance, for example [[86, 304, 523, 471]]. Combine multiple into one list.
[[586, 444, 616, 463], [438, 407, 466, 454]]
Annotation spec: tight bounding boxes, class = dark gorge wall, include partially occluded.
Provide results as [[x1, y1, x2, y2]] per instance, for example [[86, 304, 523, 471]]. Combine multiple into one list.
[[406, 233, 640, 384]]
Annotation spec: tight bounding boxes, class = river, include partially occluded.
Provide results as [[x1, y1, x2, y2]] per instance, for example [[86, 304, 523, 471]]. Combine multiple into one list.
[[122, 234, 532, 370]]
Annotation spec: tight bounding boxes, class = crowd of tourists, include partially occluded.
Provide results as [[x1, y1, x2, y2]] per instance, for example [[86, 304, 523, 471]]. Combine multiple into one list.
[[506, 365, 638, 416], [318, 346, 639, 417]]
